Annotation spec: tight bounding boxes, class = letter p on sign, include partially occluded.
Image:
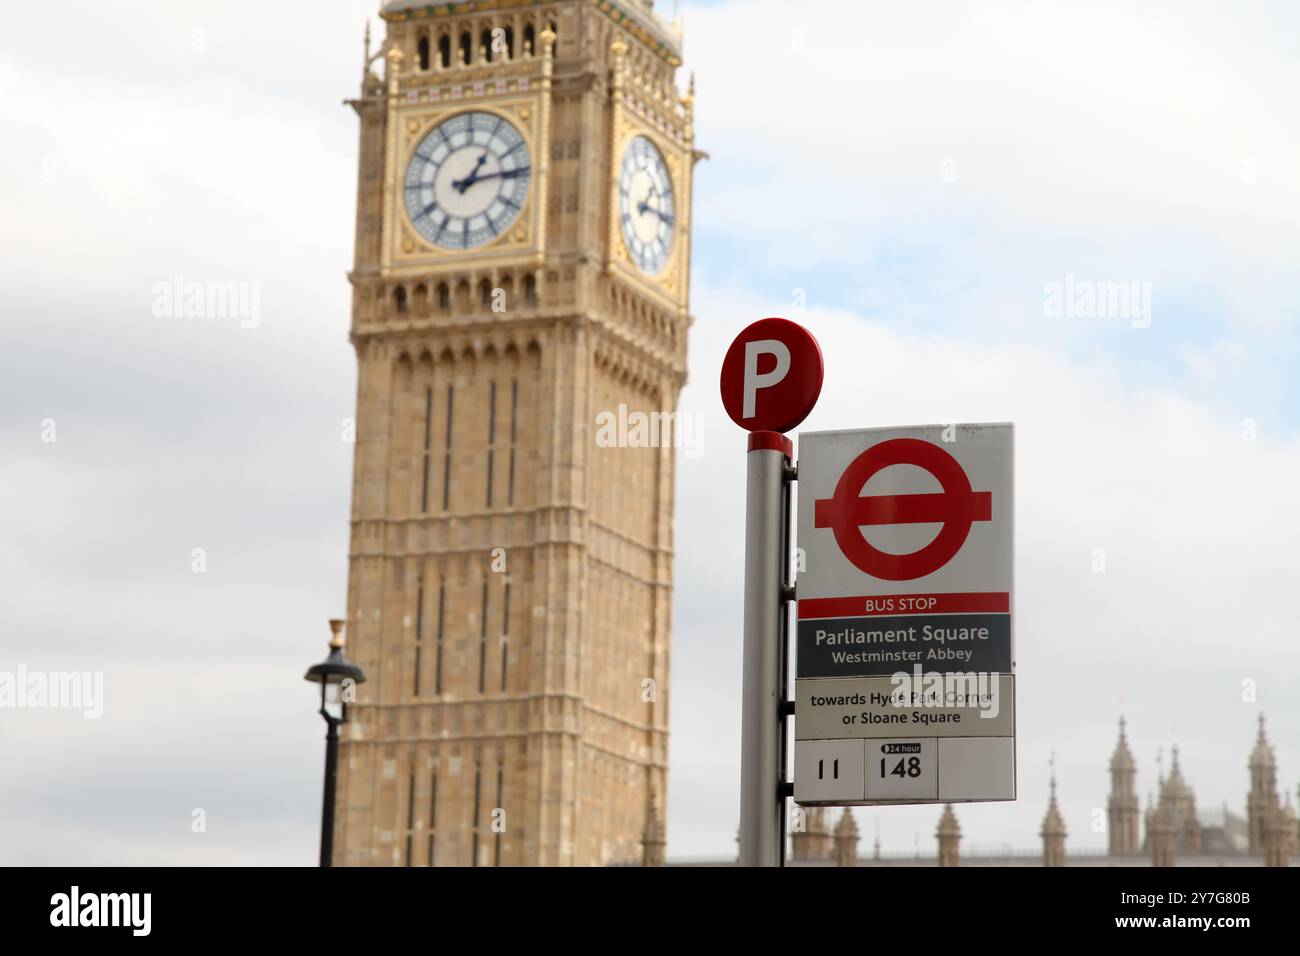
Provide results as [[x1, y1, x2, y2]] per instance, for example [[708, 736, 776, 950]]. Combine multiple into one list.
[[743, 340, 791, 419], [722, 317, 823, 433]]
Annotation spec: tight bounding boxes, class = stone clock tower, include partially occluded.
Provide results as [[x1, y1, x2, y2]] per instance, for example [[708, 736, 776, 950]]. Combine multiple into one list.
[[334, 0, 697, 866]]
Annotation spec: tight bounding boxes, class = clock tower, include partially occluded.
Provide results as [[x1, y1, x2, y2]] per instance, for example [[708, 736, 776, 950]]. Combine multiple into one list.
[[335, 1, 697, 866]]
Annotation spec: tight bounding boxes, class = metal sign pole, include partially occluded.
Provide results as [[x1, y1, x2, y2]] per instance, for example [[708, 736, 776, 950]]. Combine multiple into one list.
[[739, 431, 790, 867], [721, 317, 823, 868], [777, 454, 795, 868]]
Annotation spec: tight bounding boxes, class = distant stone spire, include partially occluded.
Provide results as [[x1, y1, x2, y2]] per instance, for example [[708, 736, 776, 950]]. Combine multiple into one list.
[[1108, 716, 1140, 855], [359, 19, 380, 94], [833, 809, 859, 867], [1247, 713, 1279, 855], [1112, 716, 1135, 768], [1249, 713, 1274, 767], [936, 804, 961, 867], [1041, 752, 1067, 867], [1159, 744, 1201, 854], [791, 806, 832, 860], [1164, 744, 1188, 797]]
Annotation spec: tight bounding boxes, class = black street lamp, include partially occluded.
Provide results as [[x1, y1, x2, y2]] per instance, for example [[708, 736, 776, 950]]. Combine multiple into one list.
[[304, 618, 366, 868]]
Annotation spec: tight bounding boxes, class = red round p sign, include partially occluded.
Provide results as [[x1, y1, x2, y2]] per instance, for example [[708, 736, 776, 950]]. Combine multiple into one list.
[[719, 317, 823, 433]]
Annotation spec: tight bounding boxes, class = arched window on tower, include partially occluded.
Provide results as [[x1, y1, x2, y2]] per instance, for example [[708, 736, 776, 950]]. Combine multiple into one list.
[[481, 29, 494, 63], [436, 282, 450, 310], [522, 274, 537, 308], [503, 26, 515, 61], [438, 34, 451, 69], [458, 31, 472, 66], [417, 35, 431, 71], [523, 24, 535, 58], [394, 286, 408, 313], [479, 278, 494, 310]]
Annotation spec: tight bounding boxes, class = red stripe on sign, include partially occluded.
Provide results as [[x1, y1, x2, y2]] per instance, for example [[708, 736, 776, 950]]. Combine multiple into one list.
[[813, 490, 992, 527], [797, 592, 1010, 619]]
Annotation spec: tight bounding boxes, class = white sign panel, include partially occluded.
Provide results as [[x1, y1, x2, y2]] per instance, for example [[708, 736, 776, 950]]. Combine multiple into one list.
[[793, 423, 1015, 806]]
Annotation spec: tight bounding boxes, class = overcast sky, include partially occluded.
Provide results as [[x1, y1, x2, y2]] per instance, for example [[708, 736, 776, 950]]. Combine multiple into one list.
[[1, 0, 1297, 864]]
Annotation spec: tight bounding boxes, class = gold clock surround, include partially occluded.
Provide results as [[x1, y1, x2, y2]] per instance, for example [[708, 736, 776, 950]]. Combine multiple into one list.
[[605, 40, 693, 310], [379, 34, 555, 280], [395, 102, 541, 259]]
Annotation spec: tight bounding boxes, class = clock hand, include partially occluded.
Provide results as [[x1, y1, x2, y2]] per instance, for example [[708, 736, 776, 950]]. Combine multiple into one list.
[[466, 167, 531, 185], [636, 201, 674, 226], [636, 183, 673, 221], [452, 152, 490, 194]]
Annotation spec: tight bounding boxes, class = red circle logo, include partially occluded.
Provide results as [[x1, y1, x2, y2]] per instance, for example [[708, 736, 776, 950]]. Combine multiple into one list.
[[813, 439, 993, 581]]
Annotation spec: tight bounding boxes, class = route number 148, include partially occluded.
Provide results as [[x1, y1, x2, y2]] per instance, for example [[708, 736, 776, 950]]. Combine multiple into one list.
[[866, 740, 935, 800], [882, 755, 922, 778]]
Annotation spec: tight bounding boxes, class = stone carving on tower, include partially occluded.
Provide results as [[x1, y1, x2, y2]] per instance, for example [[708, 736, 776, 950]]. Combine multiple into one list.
[[333, 0, 696, 867]]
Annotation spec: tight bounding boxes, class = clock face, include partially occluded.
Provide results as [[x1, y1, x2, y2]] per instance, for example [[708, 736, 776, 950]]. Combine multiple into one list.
[[618, 136, 675, 275], [404, 111, 531, 250]]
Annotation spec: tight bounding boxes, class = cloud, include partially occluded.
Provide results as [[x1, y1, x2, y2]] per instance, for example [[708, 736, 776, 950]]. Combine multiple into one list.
[[684, 0, 1300, 341]]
